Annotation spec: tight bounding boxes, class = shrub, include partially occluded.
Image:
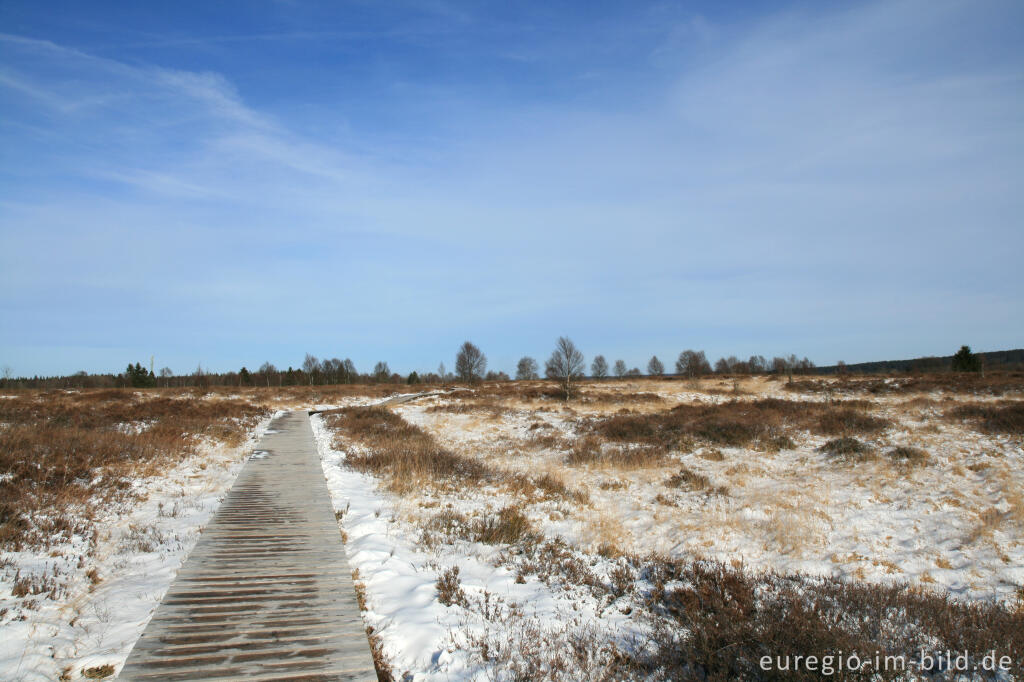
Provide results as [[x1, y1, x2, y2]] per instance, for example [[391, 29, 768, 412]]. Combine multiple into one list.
[[949, 402, 1024, 435], [818, 437, 874, 462], [436, 566, 467, 607], [815, 408, 889, 436], [886, 446, 929, 467], [665, 467, 727, 495], [473, 506, 535, 545]]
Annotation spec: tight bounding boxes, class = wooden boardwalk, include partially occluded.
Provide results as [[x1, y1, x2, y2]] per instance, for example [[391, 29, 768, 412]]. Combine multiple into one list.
[[120, 411, 377, 681]]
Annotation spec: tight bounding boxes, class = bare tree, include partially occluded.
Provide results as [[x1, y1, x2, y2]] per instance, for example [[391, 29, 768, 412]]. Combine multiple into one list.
[[714, 357, 730, 374], [613, 359, 627, 378], [373, 361, 391, 382], [455, 341, 487, 384], [748, 355, 767, 374], [647, 356, 664, 376], [159, 366, 173, 388], [343, 359, 357, 383], [545, 336, 585, 399], [193, 364, 209, 390], [516, 356, 539, 381], [675, 350, 711, 378], [302, 353, 319, 384], [438, 362, 446, 387], [259, 362, 278, 387], [591, 355, 608, 379]]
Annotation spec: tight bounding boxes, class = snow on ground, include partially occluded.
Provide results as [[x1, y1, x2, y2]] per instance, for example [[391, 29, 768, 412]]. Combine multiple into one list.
[[311, 414, 646, 680], [0, 412, 278, 681], [395, 383, 1024, 604], [309, 380, 1023, 677]]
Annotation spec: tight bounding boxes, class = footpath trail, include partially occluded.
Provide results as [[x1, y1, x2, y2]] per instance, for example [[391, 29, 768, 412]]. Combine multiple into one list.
[[120, 411, 377, 681]]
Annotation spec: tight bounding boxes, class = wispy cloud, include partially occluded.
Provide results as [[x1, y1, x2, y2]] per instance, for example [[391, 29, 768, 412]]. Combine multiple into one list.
[[0, 0, 1021, 376]]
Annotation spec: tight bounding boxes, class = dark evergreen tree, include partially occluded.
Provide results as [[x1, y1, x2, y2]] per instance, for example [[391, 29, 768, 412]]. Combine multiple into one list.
[[951, 345, 981, 372]]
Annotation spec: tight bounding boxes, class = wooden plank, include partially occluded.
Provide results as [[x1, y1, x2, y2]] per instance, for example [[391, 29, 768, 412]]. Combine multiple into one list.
[[120, 411, 378, 681]]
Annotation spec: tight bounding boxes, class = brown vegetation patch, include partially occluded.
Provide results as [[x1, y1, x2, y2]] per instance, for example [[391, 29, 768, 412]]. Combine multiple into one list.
[[418, 506, 539, 548], [818, 437, 875, 462], [0, 390, 268, 550], [328, 407, 586, 502], [585, 398, 887, 451], [814, 407, 890, 436], [886, 446, 930, 467], [485, 541, 1024, 679], [425, 399, 511, 418], [327, 407, 490, 494], [435, 566, 468, 607], [948, 401, 1024, 435], [639, 560, 1024, 680], [787, 373, 1024, 397], [566, 436, 670, 468], [579, 391, 664, 405], [665, 467, 728, 496]]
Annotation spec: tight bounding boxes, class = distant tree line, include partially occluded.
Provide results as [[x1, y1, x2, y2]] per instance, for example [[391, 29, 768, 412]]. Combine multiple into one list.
[[2, 344, 1015, 391]]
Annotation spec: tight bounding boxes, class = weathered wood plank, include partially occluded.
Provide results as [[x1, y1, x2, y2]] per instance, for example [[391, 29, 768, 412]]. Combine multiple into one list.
[[120, 411, 377, 681]]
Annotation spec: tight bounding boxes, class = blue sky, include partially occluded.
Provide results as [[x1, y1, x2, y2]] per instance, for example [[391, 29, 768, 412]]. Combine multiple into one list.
[[1, 0, 1022, 378]]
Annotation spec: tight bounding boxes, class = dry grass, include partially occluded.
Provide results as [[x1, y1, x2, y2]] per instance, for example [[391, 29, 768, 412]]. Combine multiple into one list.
[[947, 401, 1024, 435], [885, 446, 930, 467], [327, 407, 490, 494], [81, 664, 115, 679], [578, 390, 665, 405], [0, 390, 268, 550], [435, 565, 467, 607], [425, 398, 511, 419], [814, 407, 889, 436], [565, 435, 671, 468], [584, 398, 888, 453], [327, 406, 587, 503], [417, 506, 539, 549], [479, 540, 1024, 680], [818, 437, 875, 462], [665, 467, 728, 496], [351, 568, 395, 681], [637, 558, 1024, 680], [786, 373, 1024, 397]]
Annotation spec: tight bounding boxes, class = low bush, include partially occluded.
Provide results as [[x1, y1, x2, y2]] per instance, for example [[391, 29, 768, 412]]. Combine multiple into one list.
[[815, 408, 890, 436], [948, 401, 1024, 434], [435, 566, 467, 607], [818, 437, 874, 462], [586, 398, 886, 451], [474, 506, 536, 545], [885, 446, 930, 467], [665, 467, 728, 496]]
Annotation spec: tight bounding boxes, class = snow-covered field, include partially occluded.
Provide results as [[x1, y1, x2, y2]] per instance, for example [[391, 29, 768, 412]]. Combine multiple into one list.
[[397, 385, 1024, 602], [2, 380, 1021, 680], [313, 378, 1024, 679], [0, 410, 277, 681], [312, 414, 648, 680]]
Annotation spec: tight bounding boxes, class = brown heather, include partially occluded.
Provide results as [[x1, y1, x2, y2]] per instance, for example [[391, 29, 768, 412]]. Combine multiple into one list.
[[326, 406, 587, 503], [584, 398, 890, 452], [948, 401, 1024, 435], [0, 389, 269, 550]]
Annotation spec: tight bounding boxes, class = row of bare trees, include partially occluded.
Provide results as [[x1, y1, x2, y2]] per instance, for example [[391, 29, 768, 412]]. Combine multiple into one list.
[[1, 343, 816, 390]]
